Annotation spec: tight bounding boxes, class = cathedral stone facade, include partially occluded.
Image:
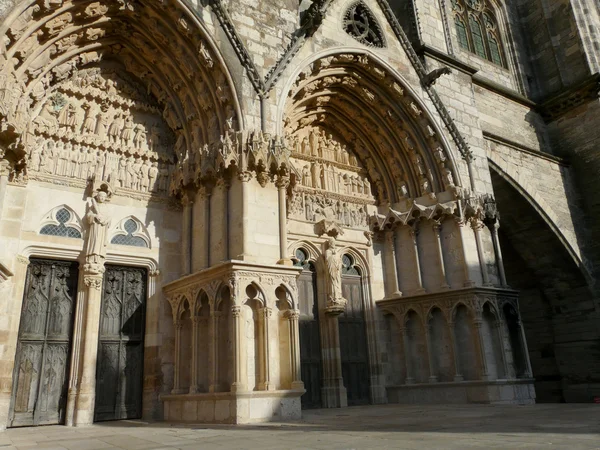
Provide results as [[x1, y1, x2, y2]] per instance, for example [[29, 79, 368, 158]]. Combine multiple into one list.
[[0, 0, 598, 428]]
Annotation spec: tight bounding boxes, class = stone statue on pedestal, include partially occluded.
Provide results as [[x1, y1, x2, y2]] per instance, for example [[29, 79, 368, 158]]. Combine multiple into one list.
[[85, 183, 112, 273], [324, 237, 346, 315]]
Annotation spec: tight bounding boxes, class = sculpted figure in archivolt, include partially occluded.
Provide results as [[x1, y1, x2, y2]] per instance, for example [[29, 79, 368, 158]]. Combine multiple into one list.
[[85, 186, 111, 266], [325, 237, 346, 312]]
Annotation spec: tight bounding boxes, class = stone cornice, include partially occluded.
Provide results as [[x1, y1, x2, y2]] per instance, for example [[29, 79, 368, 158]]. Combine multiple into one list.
[[377, 286, 519, 308], [472, 75, 537, 108], [162, 260, 303, 296], [538, 73, 600, 122], [417, 44, 478, 77], [483, 131, 569, 167]]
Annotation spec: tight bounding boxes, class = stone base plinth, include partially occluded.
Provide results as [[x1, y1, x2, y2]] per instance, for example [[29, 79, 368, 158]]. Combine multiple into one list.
[[387, 379, 536, 405], [161, 390, 303, 424]]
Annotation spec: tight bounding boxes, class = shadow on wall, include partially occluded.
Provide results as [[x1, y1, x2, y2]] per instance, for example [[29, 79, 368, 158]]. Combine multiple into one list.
[[490, 167, 600, 403]]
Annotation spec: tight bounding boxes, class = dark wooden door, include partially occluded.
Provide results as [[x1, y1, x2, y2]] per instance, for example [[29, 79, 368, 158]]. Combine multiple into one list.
[[94, 265, 146, 422], [297, 265, 323, 409], [9, 259, 79, 427], [340, 265, 370, 406]]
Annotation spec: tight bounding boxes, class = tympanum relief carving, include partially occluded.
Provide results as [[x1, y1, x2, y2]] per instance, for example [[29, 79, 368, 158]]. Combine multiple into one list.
[[24, 68, 175, 197], [288, 128, 374, 230]]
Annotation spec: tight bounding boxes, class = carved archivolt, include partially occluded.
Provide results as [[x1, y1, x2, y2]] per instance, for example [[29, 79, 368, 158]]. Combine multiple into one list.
[[283, 53, 460, 204], [0, 0, 240, 189]]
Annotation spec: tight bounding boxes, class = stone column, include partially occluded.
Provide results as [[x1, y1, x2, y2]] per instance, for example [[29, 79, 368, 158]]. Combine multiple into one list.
[[447, 321, 464, 382], [73, 269, 104, 426], [425, 322, 438, 383], [189, 316, 200, 393], [433, 222, 450, 290], [470, 218, 490, 286], [65, 269, 88, 426], [457, 220, 476, 287], [171, 320, 185, 394], [0, 160, 9, 220], [193, 187, 211, 271], [383, 230, 401, 297], [230, 305, 246, 392], [287, 309, 304, 390], [259, 307, 274, 391], [409, 227, 426, 294], [209, 310, 221, 392], [322, 311, 347, 407], [276, 175, 292, 265], [181, 194, 193, 275], [489, 221, 507, 287], [400, 326, 415, 384], [238, 171, 252, 261]]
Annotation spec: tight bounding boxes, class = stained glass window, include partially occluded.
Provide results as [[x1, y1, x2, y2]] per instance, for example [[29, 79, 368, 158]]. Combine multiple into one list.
[[469, 16, 486, 58], [111, 219, 148, 248], [451, 0, 505, 67], [455, 17, 469, 50], [40, 208, 82, 239]]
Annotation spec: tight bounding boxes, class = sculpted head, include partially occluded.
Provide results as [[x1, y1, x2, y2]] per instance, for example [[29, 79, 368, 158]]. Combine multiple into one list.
[[96, 191, 108, 203], [327, 237, 336, 249]]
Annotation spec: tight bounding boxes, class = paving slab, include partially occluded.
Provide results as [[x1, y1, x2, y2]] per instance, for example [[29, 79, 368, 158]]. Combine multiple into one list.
[[1, 404, 599, 449]]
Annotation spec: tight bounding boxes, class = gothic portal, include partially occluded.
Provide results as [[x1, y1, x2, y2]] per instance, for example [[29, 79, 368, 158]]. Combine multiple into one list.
[[0, 0, 599, 428]]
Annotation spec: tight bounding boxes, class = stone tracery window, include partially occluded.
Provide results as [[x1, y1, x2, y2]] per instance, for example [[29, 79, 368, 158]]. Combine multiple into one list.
[[40, 207, 82, 239], [111, 219, 149, 248], [451, 0, 505, 66], [343, 2, 385, 48], [342, 254, 360, 276]]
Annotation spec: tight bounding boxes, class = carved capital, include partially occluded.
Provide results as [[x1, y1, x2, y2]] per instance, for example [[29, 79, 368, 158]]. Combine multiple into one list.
[[16, 255, 30, 266], [231, 305, 241, 318], [275, 175, 290, 190], [84, 262, 105, 276], [238, 170, 252, 182], [285, 309, 300, 321], [256, 171, 270, 188], [84, 275, 103, 291]]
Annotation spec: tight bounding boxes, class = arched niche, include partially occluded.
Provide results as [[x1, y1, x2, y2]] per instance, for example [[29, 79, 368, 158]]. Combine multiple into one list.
[[275, 285, 293, 390], [243, 283, 264, 392], [0, 0, 241, 192], [216, 285, 233, 392], [194, 290, 210, 393], [427, 307, 454, 382], [405, 310, 428, 383], [453, 303, 478, 380], [281, 51, 461, 209]]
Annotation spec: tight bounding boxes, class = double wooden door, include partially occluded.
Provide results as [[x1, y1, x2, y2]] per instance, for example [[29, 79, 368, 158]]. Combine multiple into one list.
[[340, 274, 370, 406], [9, 259, 79, 427], [297, 268, 323, 409], [94, 265, 147, 422]]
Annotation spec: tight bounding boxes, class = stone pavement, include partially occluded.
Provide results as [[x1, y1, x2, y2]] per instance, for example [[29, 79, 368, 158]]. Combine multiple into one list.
[[0, 404, 599, 450]]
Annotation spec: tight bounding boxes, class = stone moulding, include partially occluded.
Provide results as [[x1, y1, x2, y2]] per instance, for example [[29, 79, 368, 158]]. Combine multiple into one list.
[[161, 390, 303, 424], [163, 260, 303, 309], [0, 261, 14, 283]]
